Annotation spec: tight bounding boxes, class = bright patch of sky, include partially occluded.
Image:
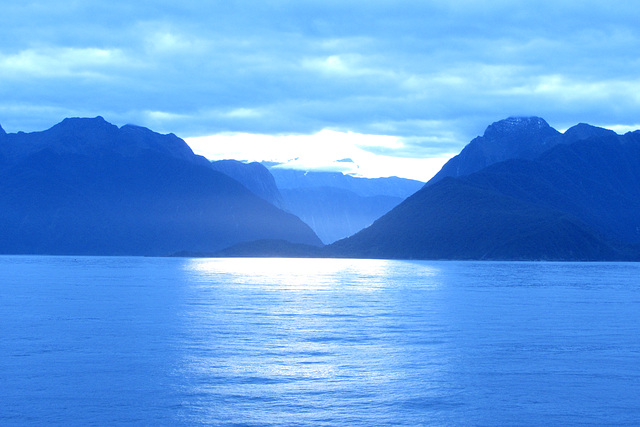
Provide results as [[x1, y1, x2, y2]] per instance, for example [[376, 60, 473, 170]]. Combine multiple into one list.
[[2, 1, 640, 179], [186, 131, 454, 181]]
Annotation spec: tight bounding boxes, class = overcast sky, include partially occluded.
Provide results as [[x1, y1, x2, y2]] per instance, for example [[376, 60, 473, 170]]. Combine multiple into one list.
[[2, 1, 640, 180]]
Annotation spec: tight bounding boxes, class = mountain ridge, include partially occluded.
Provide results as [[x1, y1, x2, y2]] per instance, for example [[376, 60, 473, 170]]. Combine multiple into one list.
[[266, 166, 424, 243], [427, 116, 562, 185], [329, 120, 640, 261], [2, 116, 205, 165], [4, 115, 638, 260], [0, 117, 321, 255], [210, 159, 285, 208]]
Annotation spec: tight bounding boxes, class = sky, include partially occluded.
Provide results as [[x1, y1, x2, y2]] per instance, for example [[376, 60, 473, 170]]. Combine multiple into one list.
[[2, 1, 640, 180]]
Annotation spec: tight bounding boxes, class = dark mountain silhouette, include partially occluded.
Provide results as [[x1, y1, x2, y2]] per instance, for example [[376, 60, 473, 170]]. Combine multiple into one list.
[[210, 159, 285, 208], [561, 123, 618, 144], [266, 166, 424, 243], [469, 133, 640, 245], [0, 117, 321, 255], [2, 117, 201, 164], [0, 125, 6, 164], [329, 120, 640, 261], [427, 117, 562, 185]]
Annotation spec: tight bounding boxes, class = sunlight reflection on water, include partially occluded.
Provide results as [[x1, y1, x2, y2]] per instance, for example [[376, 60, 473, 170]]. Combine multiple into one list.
[[184, 257, 442, 291], [2, 257, 639, 426], [177, 258, 450, 425]]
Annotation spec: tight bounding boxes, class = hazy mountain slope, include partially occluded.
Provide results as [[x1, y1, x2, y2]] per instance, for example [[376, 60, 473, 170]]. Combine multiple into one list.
[[279, 187, 403, 244], [0, 117, 321, 255], [266, 166, 424, 243], [329, 124, 640, 261], [210, 159, 284, 208], [269, 167, 424, 198]]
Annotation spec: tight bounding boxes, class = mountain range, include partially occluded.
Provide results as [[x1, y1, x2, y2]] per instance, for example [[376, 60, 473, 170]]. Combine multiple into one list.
[[265, 167, 423, 244], [210, 159, 286, 209], [199, 160, 423, 244], [3, 115, 639, 260], [0, 117, 320, 255], [329, 117, 640, 260]]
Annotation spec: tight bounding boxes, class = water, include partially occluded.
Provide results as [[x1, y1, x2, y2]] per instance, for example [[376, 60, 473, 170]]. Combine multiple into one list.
[[1, 256, 639, 426]]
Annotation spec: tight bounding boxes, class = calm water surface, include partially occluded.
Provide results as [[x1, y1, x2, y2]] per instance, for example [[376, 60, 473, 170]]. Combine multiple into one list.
[[1, 256, 639, 425]]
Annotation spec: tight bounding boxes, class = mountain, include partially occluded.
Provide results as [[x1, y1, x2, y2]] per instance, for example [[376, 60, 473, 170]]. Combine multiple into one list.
[[210, 159, 284, 208], [0, 125, 6, 163], [266, 167, 424, 244], [427, 117, 562, 185], [329, 120, 640, 261], [278, 186, 403, 244], [268, 167, 423, 198], [0, 117, 321, 255], [1, 117, 202, 164], [561, 123, 618, 144]]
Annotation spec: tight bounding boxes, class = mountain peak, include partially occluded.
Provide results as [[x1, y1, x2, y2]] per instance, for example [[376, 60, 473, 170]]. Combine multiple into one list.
[[0, 123, 6, 137], [46, 116, 120, 147], [483, 116, 552, 139], [53, 116, 116, 132], [2, 117, 203, 166], [479, 116, 559, 152], [0, 119, 323, 255], [562, 123, 618, 144], [427, 116, 560, 185], [332, 125, 640, 260]]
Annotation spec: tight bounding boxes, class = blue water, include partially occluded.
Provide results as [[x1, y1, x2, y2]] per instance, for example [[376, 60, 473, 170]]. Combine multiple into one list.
[[1, 256, 639, 426]]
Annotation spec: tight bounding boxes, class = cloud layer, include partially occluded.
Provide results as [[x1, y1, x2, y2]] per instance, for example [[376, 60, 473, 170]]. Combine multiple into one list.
[[2, 0, 640, 161]]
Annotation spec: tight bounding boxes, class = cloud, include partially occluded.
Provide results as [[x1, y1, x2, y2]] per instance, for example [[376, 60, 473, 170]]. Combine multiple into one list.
[[0, 47, 131, 79], [185, 129, 453, 181], [1, 0, 640, 166]]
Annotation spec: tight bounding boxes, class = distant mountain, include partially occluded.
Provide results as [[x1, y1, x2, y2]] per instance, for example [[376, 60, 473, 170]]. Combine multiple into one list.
[[210, 159, 284, 208], [268, 167, 423, 198], [266, 167, 424, 244], [330, 120, 640, 261], [0, 117, 321, 255], [279, 186, 403, 244]]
